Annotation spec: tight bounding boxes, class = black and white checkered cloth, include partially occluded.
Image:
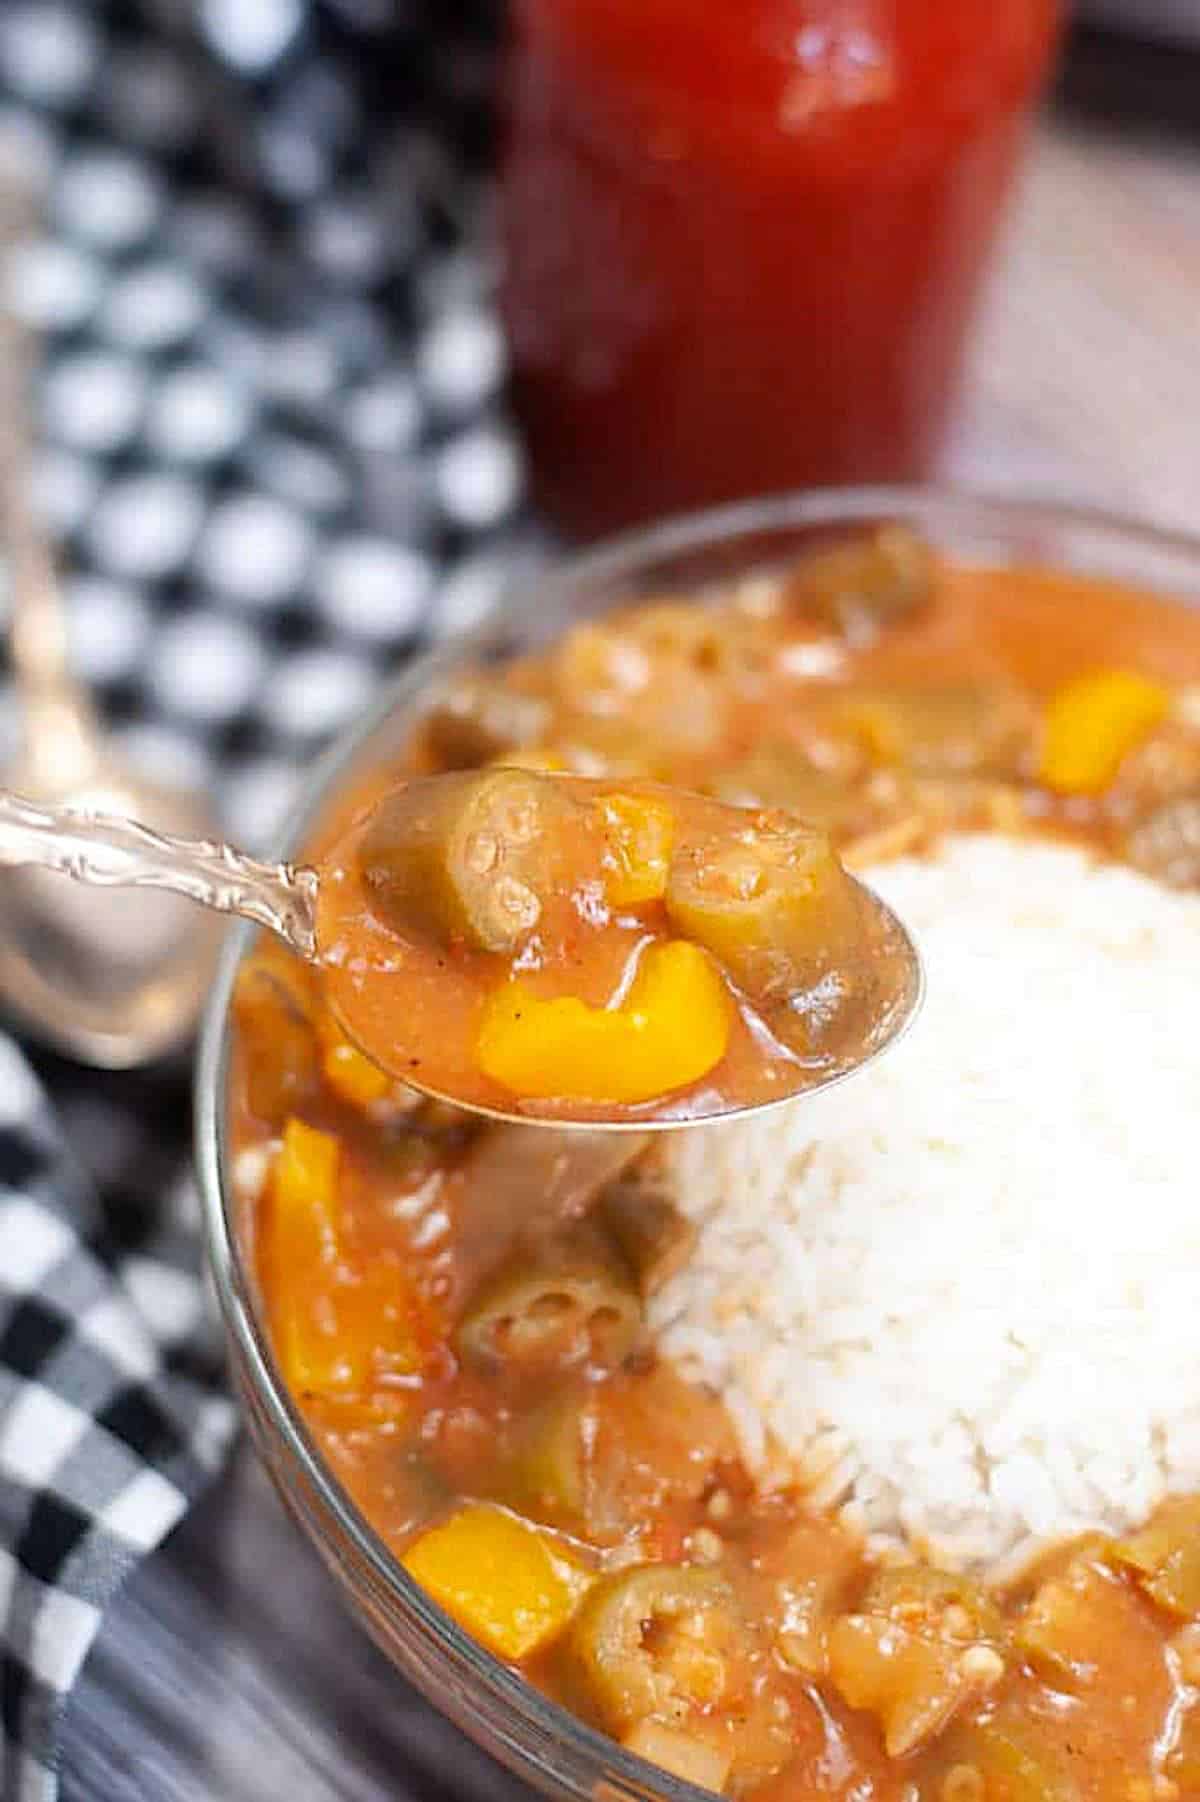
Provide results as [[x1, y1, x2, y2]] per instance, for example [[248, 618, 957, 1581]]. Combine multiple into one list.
[[0, 2, 528, 1795], [0, 1044, 234, 1802]]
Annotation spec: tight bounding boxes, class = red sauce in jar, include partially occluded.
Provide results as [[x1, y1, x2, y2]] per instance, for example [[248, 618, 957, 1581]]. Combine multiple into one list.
[[499, 0, 1061, 538]]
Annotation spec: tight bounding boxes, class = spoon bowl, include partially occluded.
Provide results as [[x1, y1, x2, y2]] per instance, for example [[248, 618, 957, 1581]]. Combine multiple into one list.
[[0, 766, 224, 1066], [336, 888, 924, 1134]]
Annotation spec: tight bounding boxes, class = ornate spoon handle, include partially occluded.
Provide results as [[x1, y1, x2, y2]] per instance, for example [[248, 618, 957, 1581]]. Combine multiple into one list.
[[0, 788, 319, 958]]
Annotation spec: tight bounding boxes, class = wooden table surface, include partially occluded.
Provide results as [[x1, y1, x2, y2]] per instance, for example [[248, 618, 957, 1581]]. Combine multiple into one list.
[[58, 47, 1200, 1802], [950, 125, 1200, 533]]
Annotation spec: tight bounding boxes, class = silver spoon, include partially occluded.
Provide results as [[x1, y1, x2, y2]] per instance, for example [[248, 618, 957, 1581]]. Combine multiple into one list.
[[0, 166, 223, 1066], [0, 785, 923, 1128]]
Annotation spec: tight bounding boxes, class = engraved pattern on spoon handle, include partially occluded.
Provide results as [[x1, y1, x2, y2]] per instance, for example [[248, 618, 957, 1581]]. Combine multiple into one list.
[[0, 789, 320, 958]]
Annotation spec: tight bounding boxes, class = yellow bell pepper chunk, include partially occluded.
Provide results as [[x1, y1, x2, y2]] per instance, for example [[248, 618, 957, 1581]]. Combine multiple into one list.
[[1040, 669, 1170, 794], [476, 939, 732, 1104], [269, 1124, 425, 1398], [276, 1289, 361, 1397], [269, 1118, 344, 1395], [403, 1504, 593, 1660], [273, 1117, 341, 1262], [319, 1020, 391, 1108], [277, 1265, 421, 1399], [598, 792, 676, 907]]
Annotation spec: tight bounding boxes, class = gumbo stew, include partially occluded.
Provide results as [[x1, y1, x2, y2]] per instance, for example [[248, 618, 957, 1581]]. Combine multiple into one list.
[[230, 525, 1200, 1801]]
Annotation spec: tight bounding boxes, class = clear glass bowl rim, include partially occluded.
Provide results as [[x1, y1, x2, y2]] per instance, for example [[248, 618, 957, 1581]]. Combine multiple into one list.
[[194, 483, 1200, 1802]]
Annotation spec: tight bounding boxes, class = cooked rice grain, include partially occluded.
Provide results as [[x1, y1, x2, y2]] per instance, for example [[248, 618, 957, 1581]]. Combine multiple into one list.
[[652, 834, 1200, 1573]]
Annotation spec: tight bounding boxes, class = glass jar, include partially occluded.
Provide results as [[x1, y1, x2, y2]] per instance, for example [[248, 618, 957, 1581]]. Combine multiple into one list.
[[498, 1, 1061, 538]]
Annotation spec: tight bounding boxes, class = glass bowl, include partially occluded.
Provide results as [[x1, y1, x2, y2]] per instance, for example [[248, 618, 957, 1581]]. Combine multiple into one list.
[[195, 487, 1200, 1802]]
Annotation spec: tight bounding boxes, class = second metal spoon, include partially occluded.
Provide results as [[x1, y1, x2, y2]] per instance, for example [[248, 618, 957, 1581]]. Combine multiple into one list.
[[0, 161, 224, 1066]]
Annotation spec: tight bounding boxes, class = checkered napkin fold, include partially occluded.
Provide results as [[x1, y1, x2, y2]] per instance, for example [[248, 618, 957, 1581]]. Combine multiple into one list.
[[0, 1038, 235, 1802]]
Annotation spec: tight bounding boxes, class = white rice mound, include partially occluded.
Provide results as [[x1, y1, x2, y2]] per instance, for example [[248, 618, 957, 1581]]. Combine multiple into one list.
[[651, 833, 1200, 1577]]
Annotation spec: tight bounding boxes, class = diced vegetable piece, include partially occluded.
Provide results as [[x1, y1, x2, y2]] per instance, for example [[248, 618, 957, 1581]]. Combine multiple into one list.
[[275, 1302, 345, 1398], [403, 1504, 592, 1661], [711, 744, 861, 823], [1125, 793, 1200, 890], [828, 682, 1036, 778], [266, 1121, 423, 1397], [569, 1566, 746, 1733], [929, 1712, 1080, 1802], [556, 621, 652, 708], [458, 1128, 649, 1233], [556, 620, 728, 756], [861, 1567, 1007, 1643], [1016, 1557, 1128, 1689], [828, 1618, 1003, 1759], [506, 1395, 589, 1521], [623, 1719, 732, 1793], [358, 769, 582, 953], [569, 1366, 739, 1546], [273, 1118, 341, 1261], [319, 1020, 391, 1107], [476, 940, 732, 1105], [1016, 1542, 1176, 1742], [600, 1179, 697, 1298], [1039, 669, 1170, 794], [778, 525, 934, 640], [424, 677, 550, 769], [630, 601, 772, 688], [828, 1567, 1006, 1758], [665, 811, 863, 1009], [502, 1368, 739, 1544], [450, 1126, 649, 1305], [266, 1118, 343, 1393], [764, 1517, 863, 1678], [598, 792, 676, 907], [456, 1223, 642, 1374], [1111, 1497, 1200, 1617], [277, 1265, 420, 1398], [234, 958, 319, 1125]]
